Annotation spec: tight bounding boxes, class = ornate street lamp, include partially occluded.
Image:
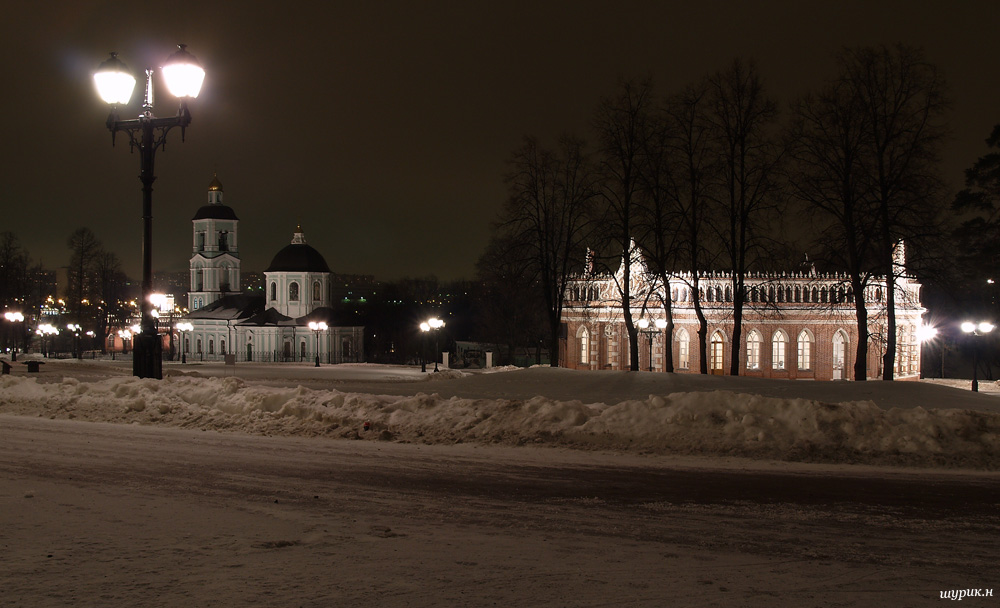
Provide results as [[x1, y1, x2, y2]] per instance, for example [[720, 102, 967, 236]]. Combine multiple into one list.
[[961, 321, 995, 392], [636, 317, 667, 372], [4, 312, 24, 361], [308, 321, 328, 367], [94, 45, 205, 380]]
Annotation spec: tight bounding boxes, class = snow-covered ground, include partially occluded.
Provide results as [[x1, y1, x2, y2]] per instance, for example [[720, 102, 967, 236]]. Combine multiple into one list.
[[2, 360, 999, 469], [2, 361, 999, 607]]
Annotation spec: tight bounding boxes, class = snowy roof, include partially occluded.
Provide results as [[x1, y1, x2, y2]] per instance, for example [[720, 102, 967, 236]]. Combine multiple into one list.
[[237, 307, 297, 327], [185, 295, 263, 320], [296, 306, 338, 325]]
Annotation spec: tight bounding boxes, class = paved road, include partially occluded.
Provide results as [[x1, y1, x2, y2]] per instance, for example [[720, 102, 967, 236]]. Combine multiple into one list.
[[2, 415, 997, 607]]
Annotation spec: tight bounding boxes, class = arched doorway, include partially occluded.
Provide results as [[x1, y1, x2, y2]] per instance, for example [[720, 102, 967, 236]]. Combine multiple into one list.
[[832, 330, 848, 380], [710, 330, 725, 375]]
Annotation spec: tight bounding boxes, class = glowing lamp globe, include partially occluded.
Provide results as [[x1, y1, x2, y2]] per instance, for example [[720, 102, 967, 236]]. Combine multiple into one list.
[[980, 322, 996, 334], [636, 318, 649, 330], [94, 52, 136, 105], [961, 322, 977, 334], [162, 44, 205, 99]]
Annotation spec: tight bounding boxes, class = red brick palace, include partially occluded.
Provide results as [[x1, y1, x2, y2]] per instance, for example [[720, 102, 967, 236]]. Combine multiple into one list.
[[559, 244, 926, 380]]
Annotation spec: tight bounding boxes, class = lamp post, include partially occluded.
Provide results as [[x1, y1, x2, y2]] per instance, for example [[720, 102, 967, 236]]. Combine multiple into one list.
[[4, 312, 24, 361], [66, 324, 82, 359], [94, 46, 205, 380], [636, 317, 667, 372], [308, 321, 327, 367], [427, 317, 445, 372], [961, 321, 995, 392], [419, 322, 430, 372], [118, 329, 132, 355], [37, 324, 57, 358], [176, 322, 193, 364]]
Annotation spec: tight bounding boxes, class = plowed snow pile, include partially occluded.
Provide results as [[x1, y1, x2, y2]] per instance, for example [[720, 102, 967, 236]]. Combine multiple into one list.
[[2, 374, 998, 468]]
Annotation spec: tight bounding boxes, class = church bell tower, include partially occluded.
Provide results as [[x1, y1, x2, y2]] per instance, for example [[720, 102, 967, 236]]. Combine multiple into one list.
[[188, 174, 241, 310]]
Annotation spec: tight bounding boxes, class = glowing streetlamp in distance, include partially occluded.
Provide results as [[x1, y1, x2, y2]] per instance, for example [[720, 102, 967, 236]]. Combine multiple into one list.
[[308, 321, 328, 367], [961, 319, 995, 392], [916, 324, 938, 343]]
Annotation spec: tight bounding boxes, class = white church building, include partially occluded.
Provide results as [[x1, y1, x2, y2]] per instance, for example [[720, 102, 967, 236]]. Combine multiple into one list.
[[179, 176, 364, 363]]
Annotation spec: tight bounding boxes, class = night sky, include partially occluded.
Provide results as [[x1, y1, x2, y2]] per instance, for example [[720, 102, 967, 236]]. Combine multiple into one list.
[[4, 1, 1000, 282]]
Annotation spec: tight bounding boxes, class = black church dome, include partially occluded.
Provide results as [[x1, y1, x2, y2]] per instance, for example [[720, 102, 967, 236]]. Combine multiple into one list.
[[192, 205, 239, 221], [265, 242, 331, 273]]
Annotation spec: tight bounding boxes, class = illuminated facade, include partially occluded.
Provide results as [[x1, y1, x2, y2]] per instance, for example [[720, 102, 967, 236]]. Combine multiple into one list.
[[559, 244, 925, 380], [180, 177, 363, 363]]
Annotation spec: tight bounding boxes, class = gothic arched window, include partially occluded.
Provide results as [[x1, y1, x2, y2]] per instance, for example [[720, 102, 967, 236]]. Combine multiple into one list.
[[676, 328, 690, 369], [746, 330, 761, 370], [797, 330, 814, 370], [772, 330, 787, 370]]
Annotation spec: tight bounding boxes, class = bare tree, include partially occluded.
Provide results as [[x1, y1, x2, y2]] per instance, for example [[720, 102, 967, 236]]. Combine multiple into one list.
[[841, 44, 948, 380], [94, 250, 126, 353], [634, 99, 684, 372], [67, 228, 103, 326], [0, 232, 30, 310], [788, 77, 879, 381], [953, 124, 1000, 319], [593, 79, 655, 371], [474, 231, 547, 366], [664, 83, 720, 374], [707, 59, 783, 376], [498, 135, 597, 366]]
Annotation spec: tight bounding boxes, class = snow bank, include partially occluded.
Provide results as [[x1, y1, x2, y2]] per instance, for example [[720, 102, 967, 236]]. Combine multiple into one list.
[[2, 375, 998, 468]]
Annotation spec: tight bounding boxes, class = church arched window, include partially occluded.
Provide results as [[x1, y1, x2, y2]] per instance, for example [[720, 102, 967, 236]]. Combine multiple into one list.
[[270, 282, 277, 301], [313, 281, 321, 301], [289, 282, 299, 302]]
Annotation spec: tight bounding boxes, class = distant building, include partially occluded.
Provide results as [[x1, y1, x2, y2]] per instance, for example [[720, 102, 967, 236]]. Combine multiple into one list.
[[179, 176, 364, 363], [559, 242, 925, 380]]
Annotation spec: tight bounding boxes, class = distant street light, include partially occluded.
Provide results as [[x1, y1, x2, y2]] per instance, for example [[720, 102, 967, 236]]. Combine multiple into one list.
[[960, 320, 995, 392], [636, 317, 667, 372], [66, 324, 82, 359], [118, 329, 132, 355], [424, 318, 445, 372], [419, 322, 430, 372], [4, 312, 24, 361], [94, 45, 205, 380], [308, 321, 328, 367], [176, 322, 193, 364], [36, 324, 57, 358]]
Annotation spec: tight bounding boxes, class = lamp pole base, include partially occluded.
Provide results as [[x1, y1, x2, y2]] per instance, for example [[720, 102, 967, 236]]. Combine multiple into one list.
[[133, 334, 163, 379]]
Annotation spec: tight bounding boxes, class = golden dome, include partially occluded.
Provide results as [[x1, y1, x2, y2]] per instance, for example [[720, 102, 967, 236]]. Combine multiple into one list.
[[207, 173, 223, 192]]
